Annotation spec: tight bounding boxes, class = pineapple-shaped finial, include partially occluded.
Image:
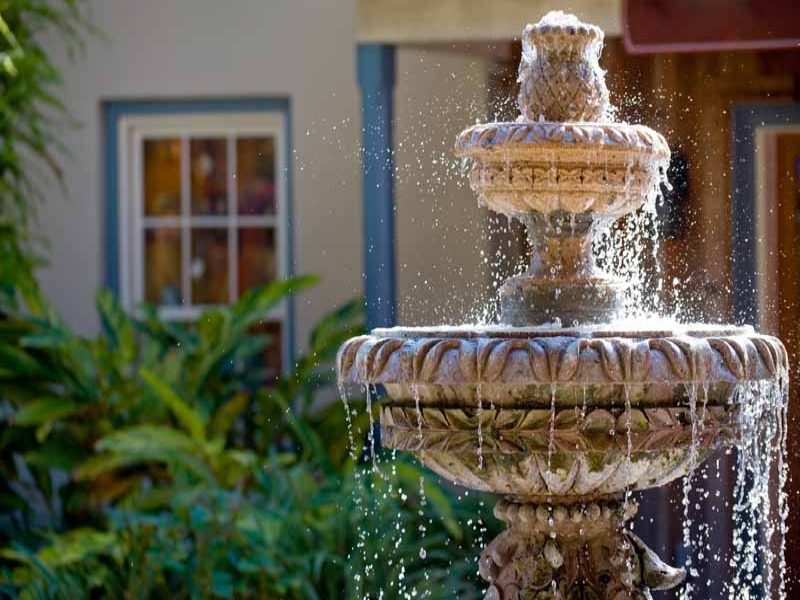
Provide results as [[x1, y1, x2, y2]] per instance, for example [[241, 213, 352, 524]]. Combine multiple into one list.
[[517, 11, 609, 123]]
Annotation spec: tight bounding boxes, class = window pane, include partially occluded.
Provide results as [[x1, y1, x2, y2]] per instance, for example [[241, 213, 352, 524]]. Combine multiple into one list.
[[191, 228, 228, 304], [144, 138, 181, 216], [144, 228, 182, 305], [191, 138, 228, 215], [237, 137, 276, 215], [238, 228, 276, 295]]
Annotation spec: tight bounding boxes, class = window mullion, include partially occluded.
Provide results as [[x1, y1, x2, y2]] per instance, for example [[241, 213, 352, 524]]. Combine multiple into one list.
[[181, 135, 191, 307], [133, 131, 144, 306], [228, 134, 238, 303]]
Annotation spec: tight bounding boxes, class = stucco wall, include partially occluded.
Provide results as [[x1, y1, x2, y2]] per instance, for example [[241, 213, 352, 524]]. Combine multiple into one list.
[[395, 48, 491, 325], [35, 0, 490, 349]]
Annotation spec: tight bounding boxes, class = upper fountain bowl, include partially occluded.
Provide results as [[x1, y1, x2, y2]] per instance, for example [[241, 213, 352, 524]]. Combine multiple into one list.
[[455, 120, 669, 219], [455, 11, 669, 220]]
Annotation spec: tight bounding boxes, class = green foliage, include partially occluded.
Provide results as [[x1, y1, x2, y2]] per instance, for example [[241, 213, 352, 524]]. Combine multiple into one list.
[[0, 4, 498, 597], [0, 0, 89, 241], [0, 277, 496, 599]]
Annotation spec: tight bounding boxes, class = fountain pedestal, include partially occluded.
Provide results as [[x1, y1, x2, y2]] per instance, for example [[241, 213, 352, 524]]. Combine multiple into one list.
[[337, 10, 787, 600], [499, 211, 624, 326], [481, 499, 682, 600]]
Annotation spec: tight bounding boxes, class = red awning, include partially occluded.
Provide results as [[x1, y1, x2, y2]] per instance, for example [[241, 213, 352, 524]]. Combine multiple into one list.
[[623, 0, 800, 53]]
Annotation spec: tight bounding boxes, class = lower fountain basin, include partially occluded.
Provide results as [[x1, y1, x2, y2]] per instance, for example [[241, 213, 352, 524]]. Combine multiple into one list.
[[336, 324, 786, 499]]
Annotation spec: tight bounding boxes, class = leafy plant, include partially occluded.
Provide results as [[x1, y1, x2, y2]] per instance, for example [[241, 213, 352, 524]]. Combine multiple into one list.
[[0, 276, 496, 599], [0, 0, 89, 243], [0, 3, 499, 598]]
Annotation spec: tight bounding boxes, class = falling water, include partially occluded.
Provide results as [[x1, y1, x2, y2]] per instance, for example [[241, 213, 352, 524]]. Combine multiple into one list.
[[592, 157, 669, 319], [580, 384, 588, 426], [418, 475, 428, 562], [412, 383, 423, 443], [547, 383, 557, 472], [338, 381, 360, 462], [365, 384, 378, 472], [696, 384, 711, 584], [777, 368, 790, 600], [721, 374, 788, 600], [680, 382, 699, 600], [621, 383, 636, 590], [476, 383, 484, 470], [623, 384, 633, 508], [338, 380, 370, 593]]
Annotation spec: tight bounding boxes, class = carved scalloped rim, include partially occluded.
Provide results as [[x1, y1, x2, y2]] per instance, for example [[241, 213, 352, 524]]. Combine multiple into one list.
[[336, 332, 787, 387], [454, 121, 670, 159]]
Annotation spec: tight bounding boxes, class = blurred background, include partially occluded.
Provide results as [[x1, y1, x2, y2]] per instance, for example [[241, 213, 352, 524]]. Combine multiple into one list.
[[1, 0, 799, 598]]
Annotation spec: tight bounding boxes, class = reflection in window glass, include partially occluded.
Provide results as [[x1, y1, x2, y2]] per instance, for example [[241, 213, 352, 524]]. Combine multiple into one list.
[[191, 138, 228, 216], [144, 138, 181, 216], [237, 137, 275, 215], [191, 228, 228, 304], [144, 228, 182, 305], [238, 228, 276, 294]]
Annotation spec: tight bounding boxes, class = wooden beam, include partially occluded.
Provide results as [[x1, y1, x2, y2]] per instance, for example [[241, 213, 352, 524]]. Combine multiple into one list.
[[357, 0, 621, 44]]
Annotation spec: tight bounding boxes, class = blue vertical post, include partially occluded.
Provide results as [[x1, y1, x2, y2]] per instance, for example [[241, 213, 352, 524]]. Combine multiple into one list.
[[357, 44, 396, 330]]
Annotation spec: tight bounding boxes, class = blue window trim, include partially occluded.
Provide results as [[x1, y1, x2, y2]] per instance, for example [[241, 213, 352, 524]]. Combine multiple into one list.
[[357, 44, 397, 330], [731, 102, 800, 325], [102, 97, 295, 362]]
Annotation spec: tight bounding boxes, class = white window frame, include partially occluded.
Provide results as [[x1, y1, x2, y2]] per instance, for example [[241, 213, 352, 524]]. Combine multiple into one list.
[[117, 112, 290, 366]]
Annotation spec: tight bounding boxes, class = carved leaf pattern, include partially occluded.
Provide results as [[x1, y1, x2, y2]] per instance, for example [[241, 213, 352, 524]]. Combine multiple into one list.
[[381, 405, 739, 454], [556, 340, 582, 381], [709, 338, 745, 379], [649, 339, 690, 380], [413, 429, 719, 496], [335, 335, 369, 378], [472, 164, 651, 192], [753, 337, 778, 375]]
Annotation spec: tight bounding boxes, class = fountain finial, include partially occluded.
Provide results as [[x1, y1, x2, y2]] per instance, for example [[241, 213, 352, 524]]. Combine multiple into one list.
[[517, 11, 609, 123]]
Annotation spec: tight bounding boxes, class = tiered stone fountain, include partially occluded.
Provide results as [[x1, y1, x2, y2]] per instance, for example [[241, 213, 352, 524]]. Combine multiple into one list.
[[337, 12, 787, 600]]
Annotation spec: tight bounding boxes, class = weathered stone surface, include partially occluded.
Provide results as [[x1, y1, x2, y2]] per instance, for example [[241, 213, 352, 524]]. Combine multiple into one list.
[[335, 10, 788, 600], [480, 499, 685, 600], [337, 327, 787, 406], [380, 404, 738, 454], [517, 11, 608, 123], [337, 325, 786, 498], [453, 12, 669, 326]]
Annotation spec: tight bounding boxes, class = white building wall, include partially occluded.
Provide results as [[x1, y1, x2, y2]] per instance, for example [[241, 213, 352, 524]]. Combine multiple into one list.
[[395, 48, 491, 326], [35, 0, 491, 349]]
